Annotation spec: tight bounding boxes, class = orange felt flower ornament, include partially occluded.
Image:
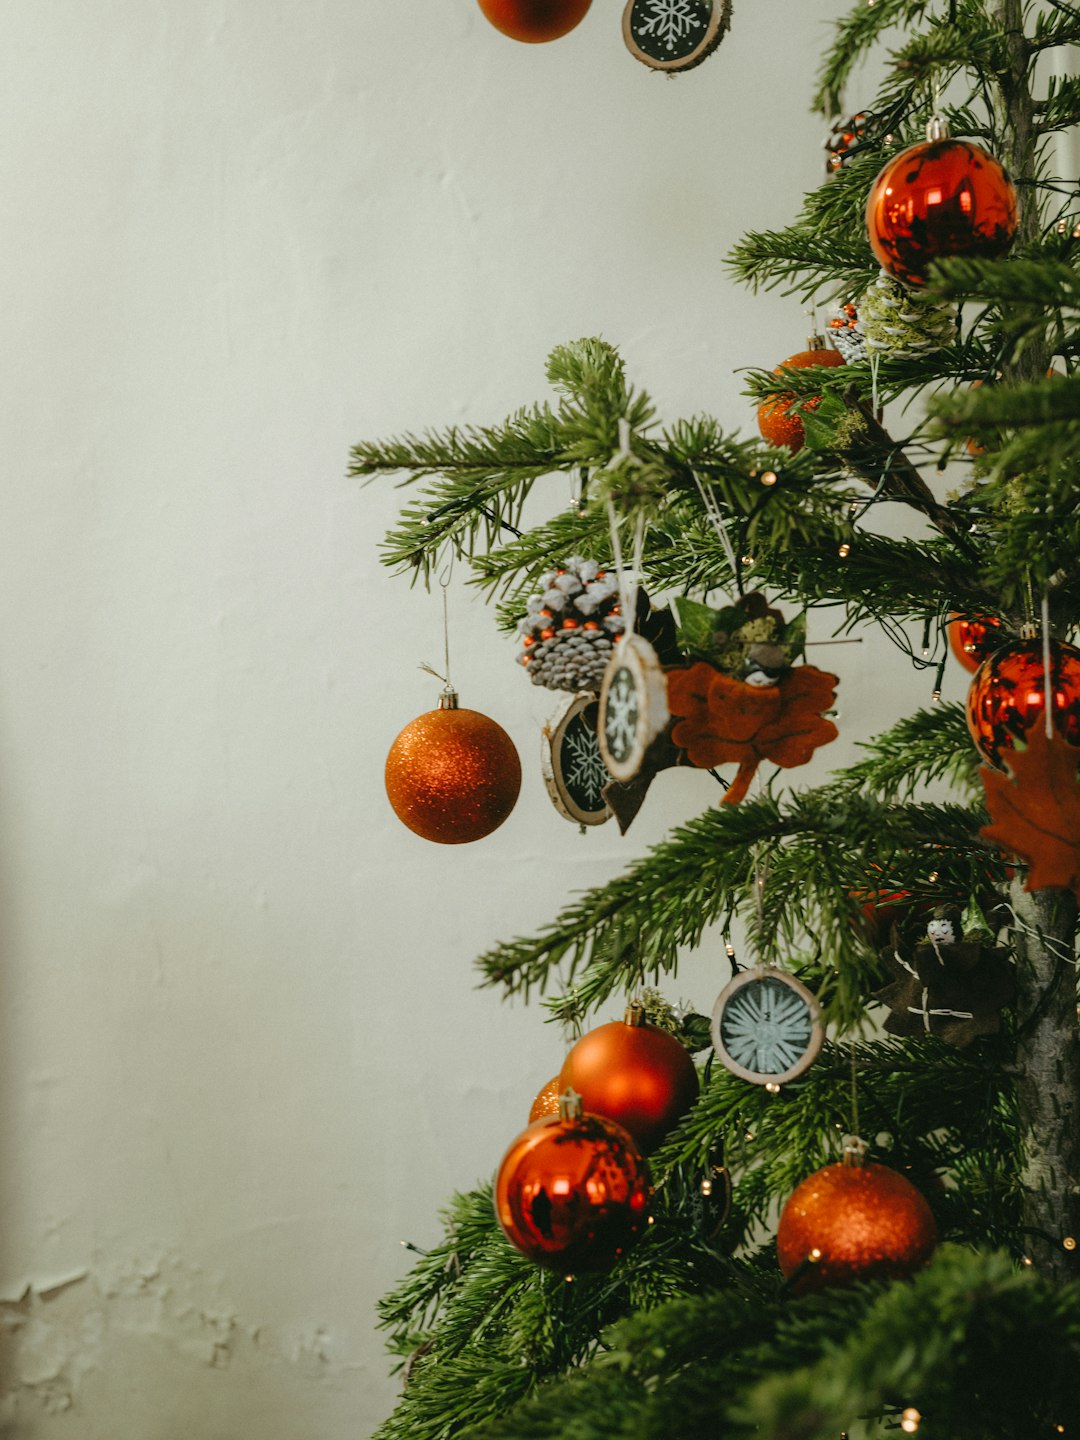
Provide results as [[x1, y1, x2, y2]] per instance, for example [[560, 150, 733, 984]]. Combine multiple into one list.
[[979, 725, 1080, 897], [667, 662, 840, 805]]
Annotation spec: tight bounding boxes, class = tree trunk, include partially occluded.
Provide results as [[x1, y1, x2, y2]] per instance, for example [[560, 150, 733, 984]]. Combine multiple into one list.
[[1010, 882, 1080, 1278]]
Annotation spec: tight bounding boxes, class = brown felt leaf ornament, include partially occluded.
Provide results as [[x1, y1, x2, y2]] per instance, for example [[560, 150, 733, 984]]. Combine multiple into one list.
[[979, 724, 1080, 898], [666, 661, 839, 805], [875, 906, 1016, 1048]]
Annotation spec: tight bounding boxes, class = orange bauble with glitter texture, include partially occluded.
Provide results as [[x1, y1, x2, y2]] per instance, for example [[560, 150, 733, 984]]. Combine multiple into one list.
[[477, 0, 592, 42], [494, 1108, 650, 1273], [756, 347, 845, 454], [559, 1009, 699, 1155], [777, 1159, 938, 1294], [529, 1076, 562, 1123], [384, 693, 521, 844], [866, 136, 1017, 287]]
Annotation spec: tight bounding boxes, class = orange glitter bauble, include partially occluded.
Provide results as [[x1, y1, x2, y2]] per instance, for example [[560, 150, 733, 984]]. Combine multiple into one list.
[[559, 1010, 699, 1155], [866, 137, 1017, 287], [384, 695, 521, 844], [477, 0, 592, 42], [494, 1110, 650, 1273], [966, 638, 1080, 770], [777, 1160, 938, 1294], [948, 612, 1003, 674], [529, 1076, 562, 1123], [756, 347, 845, 454]]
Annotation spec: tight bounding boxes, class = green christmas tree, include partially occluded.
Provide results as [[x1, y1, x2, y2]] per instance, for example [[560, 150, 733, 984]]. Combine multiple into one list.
[[355, 2, 1080, 1435]]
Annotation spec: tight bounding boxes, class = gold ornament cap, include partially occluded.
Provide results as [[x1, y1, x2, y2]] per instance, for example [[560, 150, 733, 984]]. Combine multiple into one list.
[[438, 687, 460, 711], [841, 1134, 869, 1167]]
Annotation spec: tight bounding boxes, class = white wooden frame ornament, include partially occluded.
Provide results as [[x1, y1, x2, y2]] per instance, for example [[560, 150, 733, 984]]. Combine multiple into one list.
[[541, 692, 612, 827], [710, 965, 825, 1086], [598, 633, 670, 784], [622, 0, 733, 74]]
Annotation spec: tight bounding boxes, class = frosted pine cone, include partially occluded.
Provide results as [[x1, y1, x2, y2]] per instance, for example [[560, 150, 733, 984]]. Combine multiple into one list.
[[858, 270, 957, 358], [518, 557, 625, 692]]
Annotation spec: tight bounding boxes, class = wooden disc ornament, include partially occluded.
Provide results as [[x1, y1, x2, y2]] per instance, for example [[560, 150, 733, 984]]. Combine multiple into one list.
[[622, 0, 731, 72], [384, 688, 521, 844], [710, 966, 824, 1086], [777, 1145, 938, 1294], [477, 0, 592, 43], [541, 693, 612, 827], [599, 634, 670, 783], [494, 1091, 651, 1274], [560, 1003, 699, 1154]]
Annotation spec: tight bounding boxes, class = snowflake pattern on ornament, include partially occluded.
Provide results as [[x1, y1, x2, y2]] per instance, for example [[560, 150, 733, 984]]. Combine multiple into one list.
[[638, 0, 704, 50], [604, 668, 641, 765], [563, 726, 610, 810]]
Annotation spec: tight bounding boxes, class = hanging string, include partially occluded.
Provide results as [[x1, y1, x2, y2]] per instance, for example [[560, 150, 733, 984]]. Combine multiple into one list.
[[849, 1042, 861, 1140], [419, 551, 456, 693], [692, 470, 739, 578], [1041, 592, 1053, 740], [869, 350, 882, 421]]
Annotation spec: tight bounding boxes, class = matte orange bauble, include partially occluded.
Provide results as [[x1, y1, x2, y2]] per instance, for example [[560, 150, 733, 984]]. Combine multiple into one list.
[[866, 133, 1017, 287], [477, 0, 592, 42], [966, 638, 1080, 770], [494, 1101, 650, 1273], [529, 1076, 562, 1123], [756, 346, 845, 453], [948, 612, 1003, 674], [777, 1158, 938, 1294], [559, 1005, 699, 1154], [384, 690, 521, 844]]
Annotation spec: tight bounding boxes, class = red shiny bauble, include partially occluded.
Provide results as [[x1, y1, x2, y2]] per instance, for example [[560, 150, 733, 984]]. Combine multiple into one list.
[[966, 638, 1080, 770], [757, 347, 846, 454], [384, 698, 521, 844], [477, 0, 592, 42], [866, 137, 1017, 287], [777, 1161, 938, 1294], [560, 1015, 699, 1155], [529, 1076, 562, 1123], [494, 1112, 650, 1273], [948, 612, 1003, 674]]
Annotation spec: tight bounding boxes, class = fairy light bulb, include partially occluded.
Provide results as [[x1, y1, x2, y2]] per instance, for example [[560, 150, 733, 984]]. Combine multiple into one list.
[[838, 542, 851, 559], [760, 470, 778, 487], [1064, 1236, 1077, 1251], [901, 1408, 921, 1433]]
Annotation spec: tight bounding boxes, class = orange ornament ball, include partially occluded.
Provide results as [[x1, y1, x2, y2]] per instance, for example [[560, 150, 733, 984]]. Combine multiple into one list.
[[777, 1160, 938, 1294], [384, 693, 521, 844], [477, 0, 592, 42], [494, 1109, 650, 1273], [947, 612, 1003, 674], [866, 136, 1017, 287], [756, 347, 845, 454], [528, 1076, 562, 1123], [560, 1009, 699, 1155]]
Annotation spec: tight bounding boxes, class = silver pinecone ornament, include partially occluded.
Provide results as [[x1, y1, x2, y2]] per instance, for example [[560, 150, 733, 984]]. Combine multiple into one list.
[[518, 558, 625, 692]]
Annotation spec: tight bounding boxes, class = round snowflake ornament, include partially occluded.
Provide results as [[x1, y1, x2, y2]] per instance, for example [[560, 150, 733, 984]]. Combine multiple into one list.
[[598, 634, 670, 783], [518, 558, 624, 693], [622, 0, 731, 72], [541, 693, 612, 827], [710, 966, 824, 1086]]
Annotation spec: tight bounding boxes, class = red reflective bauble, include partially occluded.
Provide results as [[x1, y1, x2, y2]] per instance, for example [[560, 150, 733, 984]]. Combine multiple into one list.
[[477, 0, 592, 42], [560, 1013, 699, 1155], [494, 1112, 650, 1273], [384, 697, 521, 844], [966, 638, 1080, 770], [777, 1160, 938, 1294], [756, 347, 845, 454], [866, 138, 1017, 287], [528, 1076, 562, 1123], [948, 612, 1003, 674]]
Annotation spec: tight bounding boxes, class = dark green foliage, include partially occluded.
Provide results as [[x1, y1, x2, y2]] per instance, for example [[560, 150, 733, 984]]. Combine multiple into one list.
[[360, 0, 1080, 1435]]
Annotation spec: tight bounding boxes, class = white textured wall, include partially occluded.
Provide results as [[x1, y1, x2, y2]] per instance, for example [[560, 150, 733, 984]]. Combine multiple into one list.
[[0, 3, 971, 1436]]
